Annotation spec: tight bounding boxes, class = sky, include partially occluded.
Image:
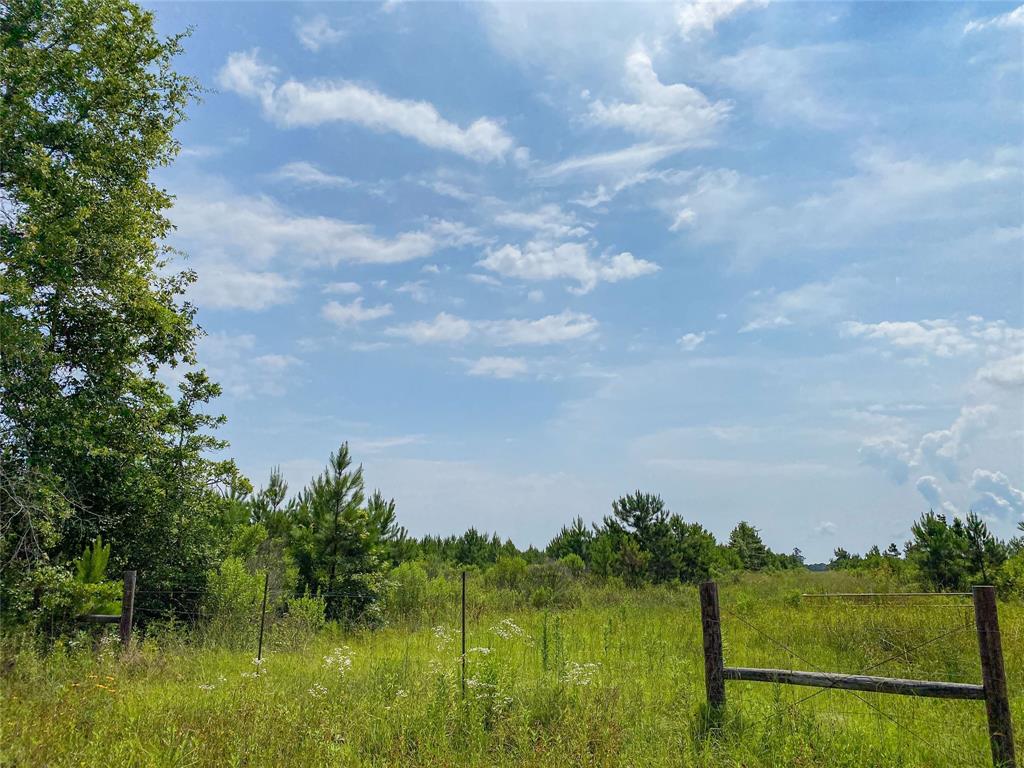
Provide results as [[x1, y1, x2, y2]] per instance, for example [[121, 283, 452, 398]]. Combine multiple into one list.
[[148, 1, 1023, 561]]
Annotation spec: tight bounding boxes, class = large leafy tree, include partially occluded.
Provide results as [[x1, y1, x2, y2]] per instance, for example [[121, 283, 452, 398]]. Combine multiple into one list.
[[1, 0, 236, 619]]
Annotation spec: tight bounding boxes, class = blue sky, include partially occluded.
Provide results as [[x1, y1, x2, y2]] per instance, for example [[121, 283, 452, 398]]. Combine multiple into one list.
[[151, 1, 1023, 560]]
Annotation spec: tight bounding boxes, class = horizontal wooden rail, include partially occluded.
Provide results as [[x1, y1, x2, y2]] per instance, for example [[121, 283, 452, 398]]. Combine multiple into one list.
[[801, 592, 972, 598], [79, 614, 121, 624], [724, 666, 985, 700]]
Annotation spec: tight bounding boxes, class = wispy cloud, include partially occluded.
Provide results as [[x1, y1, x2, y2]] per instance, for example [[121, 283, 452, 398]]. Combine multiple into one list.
[[964, 5, 1023, 34], [322, 298, 393, 327], [218, 50, 517, 162], [271, 161, 356, 188], [295, 14, 346, 52], [386, 310, 598, 346]]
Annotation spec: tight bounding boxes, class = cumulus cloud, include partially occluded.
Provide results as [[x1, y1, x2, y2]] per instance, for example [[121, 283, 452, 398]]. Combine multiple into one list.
[[322, 298, 393, 326], [385, 312, 473, 344], [677, 332, 706, 351], [271, 161, 355, 188], [915, 476, 958, 515], [970, 469, 1024, 519], [386, 310, 598, 346], [814, 521, 837, 536], [466, 356, 529, 379], [218, 50, 516, 162], [858, 437, 913, 484], [977, 354, 1024, 389], [916, 405, 997, 482], [188, 264, 299, 310], [295, 14, 346, 52], [588, 49, 729, 144], [477, 242, 659, 293], [676, 0, 767, 38], [840, 319, 977, 358], [964, 5, 1023, 34]]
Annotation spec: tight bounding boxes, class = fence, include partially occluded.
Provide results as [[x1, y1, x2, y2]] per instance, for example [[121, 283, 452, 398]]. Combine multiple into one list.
[[699, 580, 1017, 768], [80, 569, 136, 648]]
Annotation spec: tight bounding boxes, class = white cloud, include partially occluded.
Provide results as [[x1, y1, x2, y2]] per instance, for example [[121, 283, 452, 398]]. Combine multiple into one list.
[[814, 520, 837, 536], [386, 312, 473, 344], [495, 204, 589, 239], [677, 332, 706, 351], [271, 161, 355, 188], [478, 242, 659, 293], [188, 264, 298, 310], [964, 5, 1023, 34], [588, 49, 729, 144], [977, 354, 1024, 389], [322, 298, 393, 326], [536, 143, 683, 182], [172, 184, 437, 267], [323, 281, 361, 295], [676, 0, 767, 38], [970, 469, 1024, 519], [710, 44, 850, 129], [396, 281, 431, 303], [841, 319, 976, 358], [196, 332, 301, 398], [915, 476, 958, 515], [482, 311, 598, 346], [667, 147, 1021, 266], [858, 437, 913, 484], [841, 317, 1023, 360], [386, 310, 598, 346], [295, 14, 346, 52], [218, 50, 516, 162], [742, 277, 862, 332], [917, 405, 997, 482], [466, 356, 529, 379]]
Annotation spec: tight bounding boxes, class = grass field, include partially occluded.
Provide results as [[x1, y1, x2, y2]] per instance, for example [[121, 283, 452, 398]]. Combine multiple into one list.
[[3, 570, 1021, 767]]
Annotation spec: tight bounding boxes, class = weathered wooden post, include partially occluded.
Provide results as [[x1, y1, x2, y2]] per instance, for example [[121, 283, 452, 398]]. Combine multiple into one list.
[[973, 585, 1016, 768], [257, 571, 269, 663], [699, 581, 726, 709], [461, 570, 467, 699], [119, 570, 136, 649]]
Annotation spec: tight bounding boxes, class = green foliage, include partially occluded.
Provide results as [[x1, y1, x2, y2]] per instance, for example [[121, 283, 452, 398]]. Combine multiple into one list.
[[0, 0, 240, 626], [74, 537, 111, 585], [487, 555, 528, 590], [202, 557, 264, 648]]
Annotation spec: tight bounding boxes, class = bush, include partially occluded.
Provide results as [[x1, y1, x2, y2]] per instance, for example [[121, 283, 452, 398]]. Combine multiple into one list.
[[386, 561, 429, 622], [202, 557, 264, 648]]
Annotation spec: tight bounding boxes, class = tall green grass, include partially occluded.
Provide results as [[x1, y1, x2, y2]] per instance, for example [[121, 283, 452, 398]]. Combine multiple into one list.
[[3, 571, 1020, 767]]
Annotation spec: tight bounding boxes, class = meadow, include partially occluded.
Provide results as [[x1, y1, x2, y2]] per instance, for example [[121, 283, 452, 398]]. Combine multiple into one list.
[[3, 570, 1021, 768]]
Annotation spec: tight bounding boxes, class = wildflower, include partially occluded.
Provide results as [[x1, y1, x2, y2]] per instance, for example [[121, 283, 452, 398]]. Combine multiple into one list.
[[308, 683, 327, 699], [563, 661, 601, 686], [395, 689, 408, 698], [198, 684, 215, 691], [323, 646, 354, 676], [491, 618, 527, 640], [467, 646, 491, 656]]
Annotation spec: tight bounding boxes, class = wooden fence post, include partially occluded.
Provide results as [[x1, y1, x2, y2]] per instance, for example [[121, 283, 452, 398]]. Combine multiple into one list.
[[699, 580, 726, 709], [461, 570, 467, 700], [119, 570, 136, 649], [973, 585, 1017, 768]]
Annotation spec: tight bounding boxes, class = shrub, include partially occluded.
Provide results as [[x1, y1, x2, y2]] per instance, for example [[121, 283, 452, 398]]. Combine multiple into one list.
[[386, 561, 429, 622], [202, 557, 264, 648]]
